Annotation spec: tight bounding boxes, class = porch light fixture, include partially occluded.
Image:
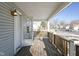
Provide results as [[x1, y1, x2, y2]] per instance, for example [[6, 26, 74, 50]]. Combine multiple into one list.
[[11, 9, 17, 16]]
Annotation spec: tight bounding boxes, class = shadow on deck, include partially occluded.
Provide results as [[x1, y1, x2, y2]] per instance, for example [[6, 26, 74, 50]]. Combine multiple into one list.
[[43, 38, 61, 56], [15, 46, 32, 56]]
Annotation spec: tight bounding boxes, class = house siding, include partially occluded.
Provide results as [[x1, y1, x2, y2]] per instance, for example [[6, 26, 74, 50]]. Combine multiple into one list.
[[0, 2, 26, 56], [0, 2, 14, 56]]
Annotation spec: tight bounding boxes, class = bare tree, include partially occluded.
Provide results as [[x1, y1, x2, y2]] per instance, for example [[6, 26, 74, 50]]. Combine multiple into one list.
[[41, 21, 47, 29]]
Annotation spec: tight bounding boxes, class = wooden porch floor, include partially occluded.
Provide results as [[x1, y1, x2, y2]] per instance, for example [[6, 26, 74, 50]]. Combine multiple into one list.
[[15, 31, 62, 56]]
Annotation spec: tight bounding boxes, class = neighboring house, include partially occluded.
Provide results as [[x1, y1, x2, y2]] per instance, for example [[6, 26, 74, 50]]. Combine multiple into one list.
[[70, 20, 79, 31], [65, 24, 70, 30], [59, 24, 70, 31]]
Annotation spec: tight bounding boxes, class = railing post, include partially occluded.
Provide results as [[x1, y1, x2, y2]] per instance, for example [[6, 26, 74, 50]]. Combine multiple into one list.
[[76, 44, 79, 56], [69, 40, 76, 56], [53, 35, 55, 44]]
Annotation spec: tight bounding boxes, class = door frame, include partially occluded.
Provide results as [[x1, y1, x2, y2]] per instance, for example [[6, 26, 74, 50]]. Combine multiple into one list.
[[14, 10, 22, 54]]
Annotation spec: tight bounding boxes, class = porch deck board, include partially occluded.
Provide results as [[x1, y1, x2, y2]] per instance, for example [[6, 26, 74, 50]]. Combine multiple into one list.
[[15, 38, 61, 56], [16, 31, 61, 56]]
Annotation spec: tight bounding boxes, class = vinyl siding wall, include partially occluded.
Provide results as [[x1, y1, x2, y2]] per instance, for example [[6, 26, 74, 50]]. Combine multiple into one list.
[[0, 2, 26, 56]]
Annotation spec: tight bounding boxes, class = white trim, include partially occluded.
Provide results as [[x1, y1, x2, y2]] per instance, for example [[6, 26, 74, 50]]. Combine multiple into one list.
[[20, 15, 24, 47], [31, 19, 34, 40], [14, 12, 22, 54]]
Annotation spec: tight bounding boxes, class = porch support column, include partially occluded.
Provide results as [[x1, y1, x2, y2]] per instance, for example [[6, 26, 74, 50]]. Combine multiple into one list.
[[48, 21, 50, 32]]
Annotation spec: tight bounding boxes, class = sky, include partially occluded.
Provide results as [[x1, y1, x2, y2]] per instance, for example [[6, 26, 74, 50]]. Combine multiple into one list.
[[50, 2, 79, 24]]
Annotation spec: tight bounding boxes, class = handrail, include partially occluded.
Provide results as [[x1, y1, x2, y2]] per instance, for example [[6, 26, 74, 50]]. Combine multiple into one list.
[[48, 32, 69, 56]]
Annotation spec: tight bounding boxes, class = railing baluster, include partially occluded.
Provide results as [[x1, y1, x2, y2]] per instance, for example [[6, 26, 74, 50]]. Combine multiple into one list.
[[48, 32, 69, 56]]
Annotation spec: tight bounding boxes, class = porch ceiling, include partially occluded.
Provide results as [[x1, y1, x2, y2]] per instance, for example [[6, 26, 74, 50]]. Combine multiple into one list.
[[14, 2, 70, 21]]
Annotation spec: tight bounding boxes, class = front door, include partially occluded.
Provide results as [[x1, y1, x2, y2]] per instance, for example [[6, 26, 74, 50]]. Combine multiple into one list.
[[23, 20, 33, 46]]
